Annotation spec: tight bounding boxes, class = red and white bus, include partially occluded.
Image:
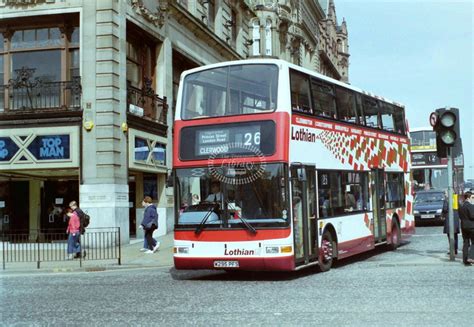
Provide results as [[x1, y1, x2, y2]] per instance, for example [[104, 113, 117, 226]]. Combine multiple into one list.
[[173, 59, 414, 272]]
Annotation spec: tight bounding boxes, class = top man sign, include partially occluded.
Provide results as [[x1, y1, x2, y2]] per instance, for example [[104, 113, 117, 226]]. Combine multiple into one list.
[[27, 135, 70, 160], [0, 137, 19, 162]]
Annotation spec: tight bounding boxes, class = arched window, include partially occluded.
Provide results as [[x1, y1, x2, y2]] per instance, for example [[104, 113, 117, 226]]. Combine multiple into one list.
[[265, 19, 272, 55], [252, 20, 260, 56]]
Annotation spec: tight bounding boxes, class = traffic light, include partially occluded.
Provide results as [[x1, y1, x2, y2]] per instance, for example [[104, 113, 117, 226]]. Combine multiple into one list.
[[432, 107, 459, 158]]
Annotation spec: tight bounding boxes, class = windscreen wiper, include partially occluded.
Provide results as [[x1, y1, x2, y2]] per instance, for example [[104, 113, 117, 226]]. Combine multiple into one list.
[[195, 204, 218, 235], [225, 200, 257, 235], [237, 215, 257, 234]]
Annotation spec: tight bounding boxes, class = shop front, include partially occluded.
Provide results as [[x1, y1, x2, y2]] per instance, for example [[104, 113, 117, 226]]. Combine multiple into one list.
[[0, 126, 80, 236], [127, 128, 168, 240]]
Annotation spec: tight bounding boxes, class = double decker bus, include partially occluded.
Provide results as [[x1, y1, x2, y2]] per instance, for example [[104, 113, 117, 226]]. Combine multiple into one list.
[[410, 127, 464, 194], [173, 59, 414, 272]]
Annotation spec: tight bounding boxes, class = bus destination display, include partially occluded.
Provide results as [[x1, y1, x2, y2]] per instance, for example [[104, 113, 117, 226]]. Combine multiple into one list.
[[180, 121, 275, 160], [197, 125, 260, 156]]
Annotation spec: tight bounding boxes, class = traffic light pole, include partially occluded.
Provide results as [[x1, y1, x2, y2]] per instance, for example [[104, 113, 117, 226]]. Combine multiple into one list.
[[447, 147, 455, 261]]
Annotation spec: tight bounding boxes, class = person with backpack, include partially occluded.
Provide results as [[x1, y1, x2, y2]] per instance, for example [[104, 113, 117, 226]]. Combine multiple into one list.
[[65, 208, 81, 260], [69, 200, 89, 258], [140, 196, 160, 254]]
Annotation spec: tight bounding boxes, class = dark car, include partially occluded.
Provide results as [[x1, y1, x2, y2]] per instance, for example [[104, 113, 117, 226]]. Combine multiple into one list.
[[414, 190, 448, 225]]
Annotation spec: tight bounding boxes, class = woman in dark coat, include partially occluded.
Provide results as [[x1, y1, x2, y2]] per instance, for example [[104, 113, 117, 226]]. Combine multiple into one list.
[[443, 205, 460, 255], [140, 196, 159, 254]]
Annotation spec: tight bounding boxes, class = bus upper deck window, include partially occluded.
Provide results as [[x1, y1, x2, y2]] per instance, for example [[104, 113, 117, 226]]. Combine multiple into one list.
[[311, 78, 336, 119], [290, 70, 312, 114]]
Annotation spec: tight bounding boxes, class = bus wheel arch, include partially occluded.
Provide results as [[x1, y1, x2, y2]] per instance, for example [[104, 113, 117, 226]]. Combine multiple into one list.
[[318, 225, 338, 272], [389, 214, 401, 250]]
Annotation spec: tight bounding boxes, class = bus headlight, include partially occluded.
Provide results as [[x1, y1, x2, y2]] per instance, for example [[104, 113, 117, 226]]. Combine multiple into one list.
[[174, 247, 189, 254], [266, 247, 279, 254]]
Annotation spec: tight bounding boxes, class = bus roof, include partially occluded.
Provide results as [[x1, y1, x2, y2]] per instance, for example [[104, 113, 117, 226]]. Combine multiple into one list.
[[180, 58, 406, 108], [410, 127, 434, 132]]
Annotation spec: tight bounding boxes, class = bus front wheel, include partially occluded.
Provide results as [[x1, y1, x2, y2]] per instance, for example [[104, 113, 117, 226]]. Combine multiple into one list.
[[318, 230, 335, 272]]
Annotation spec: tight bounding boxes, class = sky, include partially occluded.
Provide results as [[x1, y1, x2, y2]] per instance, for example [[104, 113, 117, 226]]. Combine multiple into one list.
[[334, 0, 473, 179]]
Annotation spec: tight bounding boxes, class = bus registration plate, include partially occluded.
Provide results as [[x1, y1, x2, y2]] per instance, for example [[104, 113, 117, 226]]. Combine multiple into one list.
[[214, 260, 239, 268], [421, 214, 435, 219]]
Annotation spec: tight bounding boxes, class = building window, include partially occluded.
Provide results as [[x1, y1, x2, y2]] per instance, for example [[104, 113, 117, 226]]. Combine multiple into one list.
[[207, 0, 216, 30], [11, 49, 61, 109], [69, 49, 80, 78], [11, 28, 62, 49], [252, 20, 261, 56], [69, 27, 80, 78], [0, 23, 80, 111], [177, 0, 188, 8], [126, 33, 155, 89], [126, 41, 141, 88], [0, 33, 3, 111], [12, 50, 61, 82], [70, 27, 80, 47], [231, 9, 237, 45], [143, 174, 158, 201], [134, 137, 149, 161], [265, 19, 272, 56]]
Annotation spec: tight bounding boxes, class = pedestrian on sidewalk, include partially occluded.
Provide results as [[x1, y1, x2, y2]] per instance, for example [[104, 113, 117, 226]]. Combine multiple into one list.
[[140, 237, 160, 252], [140, 196, 160, 254], [69, 200, 87, 258], [459, 191, 474, 265], [443, 203, 460, 255], [65, 208, 81, 260]]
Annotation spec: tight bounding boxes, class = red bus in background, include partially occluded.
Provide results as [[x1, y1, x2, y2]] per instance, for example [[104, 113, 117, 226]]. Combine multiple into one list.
[[173, 59, 414, 272]]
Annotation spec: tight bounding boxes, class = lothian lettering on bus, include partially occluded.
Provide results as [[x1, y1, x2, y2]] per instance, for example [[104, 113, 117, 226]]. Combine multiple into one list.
[[224, 249, 255, 255], [291, 127, 316, 142]]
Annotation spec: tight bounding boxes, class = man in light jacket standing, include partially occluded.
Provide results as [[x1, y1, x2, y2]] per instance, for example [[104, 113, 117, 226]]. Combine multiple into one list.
[[140, 196, 160, 254]]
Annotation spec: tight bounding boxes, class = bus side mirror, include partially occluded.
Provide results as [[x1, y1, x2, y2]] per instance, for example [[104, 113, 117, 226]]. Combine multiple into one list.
[[166, 172, 174, 188], [297, 168, 306, 182]]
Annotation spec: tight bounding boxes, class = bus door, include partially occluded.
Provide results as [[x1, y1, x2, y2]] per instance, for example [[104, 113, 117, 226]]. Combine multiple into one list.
[[371, 169, 387, 242], [291, 165, 318, 266]]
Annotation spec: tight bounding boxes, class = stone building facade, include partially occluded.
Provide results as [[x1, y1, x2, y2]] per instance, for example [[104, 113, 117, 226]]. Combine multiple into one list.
[[0, 0, 349, 243]]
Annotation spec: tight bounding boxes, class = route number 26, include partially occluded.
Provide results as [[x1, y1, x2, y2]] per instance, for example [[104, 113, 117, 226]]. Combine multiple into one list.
[[244, 132, 261, 146]]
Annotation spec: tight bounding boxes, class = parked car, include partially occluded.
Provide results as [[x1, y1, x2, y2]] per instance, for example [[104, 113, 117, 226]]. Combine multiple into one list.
[[413, 190, 448, 225]]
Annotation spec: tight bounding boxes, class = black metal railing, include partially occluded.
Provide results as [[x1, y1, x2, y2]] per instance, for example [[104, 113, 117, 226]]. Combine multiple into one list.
[[0, 67, 82, 113], [127, 80, 167, 125], [1, 228, 121, 269]]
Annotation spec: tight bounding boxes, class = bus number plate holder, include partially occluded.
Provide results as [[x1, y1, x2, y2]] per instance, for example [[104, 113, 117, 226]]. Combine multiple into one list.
[[214, 260, 239, 268]]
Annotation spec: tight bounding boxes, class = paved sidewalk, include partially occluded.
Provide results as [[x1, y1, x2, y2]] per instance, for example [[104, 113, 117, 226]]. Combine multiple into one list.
[[0, 233, 174, 274], [2, 229, 467, 274]]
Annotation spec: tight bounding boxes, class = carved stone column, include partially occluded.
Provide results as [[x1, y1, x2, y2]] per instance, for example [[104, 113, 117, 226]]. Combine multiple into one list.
[[80, 0, 129, 243]]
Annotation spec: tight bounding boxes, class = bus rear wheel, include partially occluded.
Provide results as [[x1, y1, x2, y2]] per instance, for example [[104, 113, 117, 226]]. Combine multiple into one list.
[[318, 230, 335, 272], [389, 219, 401, 250]]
